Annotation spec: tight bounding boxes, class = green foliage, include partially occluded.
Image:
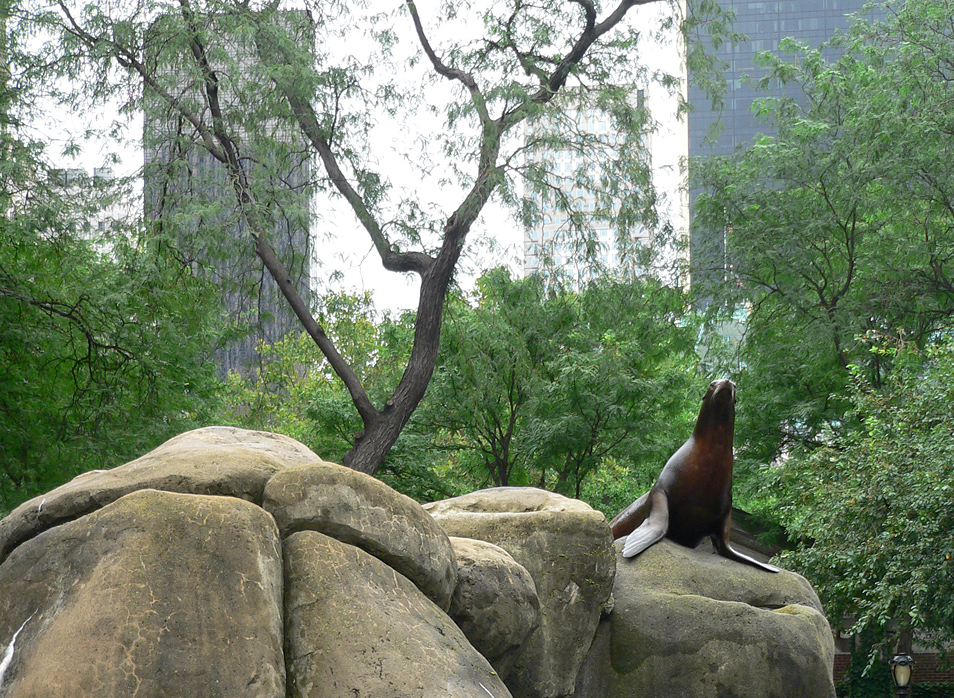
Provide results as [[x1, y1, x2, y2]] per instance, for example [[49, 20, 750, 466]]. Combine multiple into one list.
[[214, 273, 703, 508], [772, 339, 954, 652], [580, 457, 651, 523], [694, 0, 954, 469], [692, 4, 954, 651], [213, 291, 464, 502], [913, 686, 954, 698], [0, 149, 221, 514], [418, 268, 703, 508], [214, 292, 387, 461], [0, 0, 228, 513], [835, 633, 894, 698]]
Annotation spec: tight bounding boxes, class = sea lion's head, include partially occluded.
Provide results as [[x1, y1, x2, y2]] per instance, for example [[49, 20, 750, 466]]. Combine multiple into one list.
[[705, 379, 736, 407], [696, 379, 736, 434]]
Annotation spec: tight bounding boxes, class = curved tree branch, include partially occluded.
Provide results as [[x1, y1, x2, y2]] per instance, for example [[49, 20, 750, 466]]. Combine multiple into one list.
[[55, 0, 228, 161], [406, 0, 491, 127], [250, 17, 432, 276], [176, 11, 379, 423], [500, 0, 656, 126], [250, 227, 379, 424]]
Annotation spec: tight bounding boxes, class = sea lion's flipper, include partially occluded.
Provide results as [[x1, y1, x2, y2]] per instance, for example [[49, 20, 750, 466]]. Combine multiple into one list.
[[610, 490, 651, 539], [621, 489, 669, 558], [711, 520, 780, 573], [713, 539, 781, 573]]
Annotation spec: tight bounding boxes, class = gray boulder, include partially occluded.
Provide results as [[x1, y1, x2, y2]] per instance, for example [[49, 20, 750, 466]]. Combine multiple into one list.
[[284, 530, 512, 698], [0, 426, 322, 564], [0, 428, 838, 698], [264, 460, 457, 610], [447, 536, 540, 680], [574, 538, 836, 698], [425, 487, 616, 698], [0, 489, 285, 698]]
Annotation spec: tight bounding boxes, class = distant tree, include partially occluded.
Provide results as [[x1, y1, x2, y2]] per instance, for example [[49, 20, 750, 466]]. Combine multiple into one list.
[[420, 269, 701, 500], [694, 0, 954, 467], [773, 339, 954, 656], [0, 132, 221, 512], [531, 277, 702, 498], [22, 0, 734, 475], [418, 269, 572, 489]]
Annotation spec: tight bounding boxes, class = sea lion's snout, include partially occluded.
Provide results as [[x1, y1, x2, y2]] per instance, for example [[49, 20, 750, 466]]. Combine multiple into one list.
[[708, 379, 736, 404]]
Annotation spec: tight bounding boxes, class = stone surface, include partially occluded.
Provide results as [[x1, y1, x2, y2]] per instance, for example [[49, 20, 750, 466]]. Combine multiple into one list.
[[283, 530, 512, 698], [447, 536, 540, 680], [264, 461, 457, 610], [425, 487, 616, 698], [574, 538, 836, 698], [0, 489, 285, 697], [0, 426, 840, 698], [0, 426, 322, 564]]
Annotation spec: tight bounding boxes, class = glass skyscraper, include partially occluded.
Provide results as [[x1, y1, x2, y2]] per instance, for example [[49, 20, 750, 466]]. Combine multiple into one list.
[[522, 90, 650, 290], [688, 0, 878, 296]]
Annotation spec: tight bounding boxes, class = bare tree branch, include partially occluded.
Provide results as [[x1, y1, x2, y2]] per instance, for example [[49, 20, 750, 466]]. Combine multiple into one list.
[[250, 226, 379, 423], [406, 0, 491, 127], [251, 17, 433, 276]]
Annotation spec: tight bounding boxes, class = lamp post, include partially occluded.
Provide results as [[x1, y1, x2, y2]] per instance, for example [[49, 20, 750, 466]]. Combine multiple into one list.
[[889, 653, 915, 698]]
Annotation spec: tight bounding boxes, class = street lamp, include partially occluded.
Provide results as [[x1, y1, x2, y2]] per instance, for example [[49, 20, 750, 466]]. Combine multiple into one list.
[[889, 654, 915, 697]]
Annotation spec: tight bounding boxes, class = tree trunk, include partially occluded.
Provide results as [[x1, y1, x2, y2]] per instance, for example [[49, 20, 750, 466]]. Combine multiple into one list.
[[343, 411, 408, 475], [341, 219, 466, 474]]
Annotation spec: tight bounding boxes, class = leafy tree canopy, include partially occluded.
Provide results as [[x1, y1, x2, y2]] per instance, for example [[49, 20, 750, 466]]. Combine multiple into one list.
[[13, 0, 734, 474], [418, 268, 702, 513], [692, 0, 954, 655], [694, 0, 954, 471], [214, 272, 703, 514], [773, 339, 954, 657], [0, 115, 222, 514]]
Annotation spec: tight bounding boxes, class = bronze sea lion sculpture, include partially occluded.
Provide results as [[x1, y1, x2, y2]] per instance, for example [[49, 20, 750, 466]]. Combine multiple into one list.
[[610, 379, 779, 573]]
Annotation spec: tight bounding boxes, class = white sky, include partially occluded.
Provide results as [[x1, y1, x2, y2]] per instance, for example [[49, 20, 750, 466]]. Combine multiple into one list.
[[40, 0, 687, 313]]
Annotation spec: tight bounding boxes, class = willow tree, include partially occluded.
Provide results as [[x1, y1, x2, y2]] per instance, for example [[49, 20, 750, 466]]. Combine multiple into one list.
[[22, 0, 728, 474]]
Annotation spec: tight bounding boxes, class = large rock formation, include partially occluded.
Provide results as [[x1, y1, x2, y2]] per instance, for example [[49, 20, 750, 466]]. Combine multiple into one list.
[[0, 428, 504, 698], [574, 538, 837, 698], [264, 461, 457, 610], [284, 530, 509, 698], [0, 426, 323, 564], [446, 536, 540, 680], [0, 427, 837, 698], [0, 489, 285, 697], [425, 488, 617, 698]]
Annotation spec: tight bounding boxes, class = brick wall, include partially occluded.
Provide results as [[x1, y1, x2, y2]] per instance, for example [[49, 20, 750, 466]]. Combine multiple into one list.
[[834, 654, 851, 683], [834, 652, 954, 685], [910, 654, 954, 684]]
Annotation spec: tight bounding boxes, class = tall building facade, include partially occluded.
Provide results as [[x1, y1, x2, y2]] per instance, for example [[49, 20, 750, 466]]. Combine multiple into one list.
[[521, 3, 877, 294], [143, 13, 312, 377], [687, 0, 878, 296], [50, 168, 130, 250], [522, 91, 650, 290], [521, 2, 689, 288]]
